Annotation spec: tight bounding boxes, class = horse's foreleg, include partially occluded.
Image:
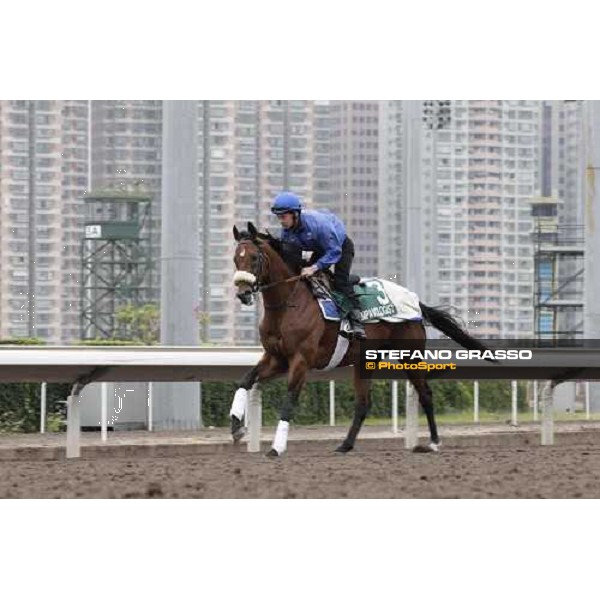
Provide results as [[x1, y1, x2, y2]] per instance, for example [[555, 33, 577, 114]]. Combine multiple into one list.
[[266, 354, 308, 457], [409, 375, 440, 452], [336, 366, 372, 453], [230, 353, 285, 443]]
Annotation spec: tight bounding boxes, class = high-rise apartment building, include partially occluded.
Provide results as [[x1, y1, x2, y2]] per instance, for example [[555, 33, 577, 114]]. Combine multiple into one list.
[[434, 100, 541, 338], [198, 100, 316, 344], [538, 100, 585, 227], [0, 100, 89, 344], [313, 101, 334, 212], [378, 100, 404, 281], [330, 101, 380, 277], [378, 100, 542, 338]]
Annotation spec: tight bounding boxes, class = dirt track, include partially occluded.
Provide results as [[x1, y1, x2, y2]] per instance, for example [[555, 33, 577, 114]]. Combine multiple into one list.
[[2, 435, 600, 498]]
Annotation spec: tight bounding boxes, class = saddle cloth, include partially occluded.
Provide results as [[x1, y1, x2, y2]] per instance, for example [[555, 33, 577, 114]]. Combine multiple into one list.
[[316, 277, 423, 324]]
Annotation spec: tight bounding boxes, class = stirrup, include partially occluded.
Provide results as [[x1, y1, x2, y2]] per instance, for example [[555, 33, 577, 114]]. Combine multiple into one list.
[[352, 327, 367, 340], [349, 310, 367, 339]]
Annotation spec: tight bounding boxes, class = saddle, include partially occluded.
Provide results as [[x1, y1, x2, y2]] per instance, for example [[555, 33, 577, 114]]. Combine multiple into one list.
[[308, 271, 362, 318], [309, 271, 359, 299]]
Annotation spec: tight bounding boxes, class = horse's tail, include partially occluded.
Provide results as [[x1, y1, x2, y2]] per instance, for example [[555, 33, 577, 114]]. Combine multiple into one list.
[[419, 302, 491, 354]]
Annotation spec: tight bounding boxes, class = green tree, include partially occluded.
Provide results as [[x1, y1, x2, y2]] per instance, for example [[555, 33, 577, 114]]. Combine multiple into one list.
[[115, 303, 160, 344]]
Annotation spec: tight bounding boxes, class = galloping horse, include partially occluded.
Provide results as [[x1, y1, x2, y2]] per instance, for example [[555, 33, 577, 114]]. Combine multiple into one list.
[[230, 222, 489, 457]]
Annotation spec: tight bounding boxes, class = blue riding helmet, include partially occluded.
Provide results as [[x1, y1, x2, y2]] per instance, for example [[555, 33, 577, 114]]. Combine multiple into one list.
[[271, 191, 303, 215]]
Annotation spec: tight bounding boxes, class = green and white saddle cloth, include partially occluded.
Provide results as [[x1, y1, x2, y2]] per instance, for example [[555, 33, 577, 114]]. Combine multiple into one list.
[[330, 277, 423, 323]]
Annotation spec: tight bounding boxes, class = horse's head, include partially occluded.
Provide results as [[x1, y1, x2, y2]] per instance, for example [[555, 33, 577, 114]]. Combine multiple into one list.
[[232, 222, 265, 306], [232, 221, 303, 306]]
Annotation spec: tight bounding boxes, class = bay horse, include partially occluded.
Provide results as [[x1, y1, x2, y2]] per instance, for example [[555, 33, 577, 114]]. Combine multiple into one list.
[[230, 222, 489, 457]]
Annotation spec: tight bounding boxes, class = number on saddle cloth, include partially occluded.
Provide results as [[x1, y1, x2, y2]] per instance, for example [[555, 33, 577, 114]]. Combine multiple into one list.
[[310, 273, 398, 321], [333, 278, 398, 321]]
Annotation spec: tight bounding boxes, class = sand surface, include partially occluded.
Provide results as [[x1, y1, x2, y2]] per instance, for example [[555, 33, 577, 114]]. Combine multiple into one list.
[[2, 432, 600, 498]]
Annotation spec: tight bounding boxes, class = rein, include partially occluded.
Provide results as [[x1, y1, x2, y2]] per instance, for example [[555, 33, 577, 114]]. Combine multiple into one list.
[[259, 274, 303, 291], [237, 239, 306, 311]]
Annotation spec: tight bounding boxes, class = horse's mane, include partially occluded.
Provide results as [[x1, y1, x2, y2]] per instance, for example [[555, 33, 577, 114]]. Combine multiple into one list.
[[237, 228, 303, 274]]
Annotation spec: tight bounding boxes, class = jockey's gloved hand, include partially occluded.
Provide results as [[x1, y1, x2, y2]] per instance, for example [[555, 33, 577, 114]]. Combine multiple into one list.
[[301, 265, 319, 278]]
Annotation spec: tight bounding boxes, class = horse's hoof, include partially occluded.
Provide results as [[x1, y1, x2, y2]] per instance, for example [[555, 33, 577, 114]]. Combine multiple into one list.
[[335, 444, 353, 454], [231, 416, 246, 444], [412, 444, 433, 453], [265, 448, 279, 458], [412, 443, 440, 453], [232, 427, 246, 444]]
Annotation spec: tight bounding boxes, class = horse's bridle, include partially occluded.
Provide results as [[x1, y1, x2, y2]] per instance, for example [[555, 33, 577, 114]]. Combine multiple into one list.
[[236, 239, 304, 309], [238, 240, 267, 293]]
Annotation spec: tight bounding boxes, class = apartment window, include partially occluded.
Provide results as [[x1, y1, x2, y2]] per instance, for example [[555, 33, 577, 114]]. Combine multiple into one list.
[[38, 128, 57, 138], [9, 127, 27, 139], [37, 286, 55, 295], [37, 271, 55, 281], [210, 176, 228, 187], [36, 143, 56, 153], [36, 172, 56, 183]]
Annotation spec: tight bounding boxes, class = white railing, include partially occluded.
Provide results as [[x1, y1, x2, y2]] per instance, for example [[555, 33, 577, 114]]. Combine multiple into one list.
[[2, 346, 600, 458]]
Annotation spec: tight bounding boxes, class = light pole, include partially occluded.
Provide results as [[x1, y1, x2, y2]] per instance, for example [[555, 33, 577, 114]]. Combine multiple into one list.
[[418, 100, 452, 314]]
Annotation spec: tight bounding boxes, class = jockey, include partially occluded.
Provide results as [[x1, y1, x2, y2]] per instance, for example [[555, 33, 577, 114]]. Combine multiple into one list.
[[270, 191, 366, 339]]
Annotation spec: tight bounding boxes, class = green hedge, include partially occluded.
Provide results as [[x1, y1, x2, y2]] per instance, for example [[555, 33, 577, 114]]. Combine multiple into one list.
[[200, 379, 528, 427], [0, 338, 72, 432], [0, 382, 72, 433]]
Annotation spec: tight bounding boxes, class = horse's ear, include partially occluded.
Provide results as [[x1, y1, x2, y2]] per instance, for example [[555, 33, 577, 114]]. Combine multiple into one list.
[[247, 222, 258, 239], [233, 225, 241, 241]]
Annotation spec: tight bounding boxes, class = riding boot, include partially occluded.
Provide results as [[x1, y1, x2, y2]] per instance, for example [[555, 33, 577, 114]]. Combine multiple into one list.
[[348, 309, 367, 339]]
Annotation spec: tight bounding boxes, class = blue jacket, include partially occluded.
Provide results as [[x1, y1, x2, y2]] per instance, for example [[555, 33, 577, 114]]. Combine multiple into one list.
[[280, 209, 347, 270]]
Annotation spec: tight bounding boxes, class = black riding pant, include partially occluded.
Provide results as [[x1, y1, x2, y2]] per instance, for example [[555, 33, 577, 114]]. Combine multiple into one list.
[[314, 237, 360, 309]]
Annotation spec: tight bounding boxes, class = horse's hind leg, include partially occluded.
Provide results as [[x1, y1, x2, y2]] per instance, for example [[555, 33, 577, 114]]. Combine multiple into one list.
[[408, 374, 440, 452], [336, 366, 371, 453]]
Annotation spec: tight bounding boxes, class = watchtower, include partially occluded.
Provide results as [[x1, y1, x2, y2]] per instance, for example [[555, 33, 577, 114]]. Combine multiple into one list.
[[80, 190, 153, 339]]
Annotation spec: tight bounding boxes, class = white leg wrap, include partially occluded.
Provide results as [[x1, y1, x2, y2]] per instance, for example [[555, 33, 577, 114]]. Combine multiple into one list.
[[229, 388, 248, 420], [272, 420, 290, 455], [429, 442, 440, 452]]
